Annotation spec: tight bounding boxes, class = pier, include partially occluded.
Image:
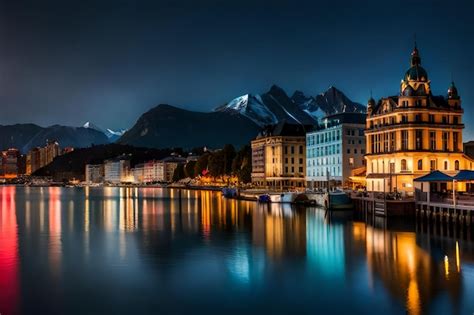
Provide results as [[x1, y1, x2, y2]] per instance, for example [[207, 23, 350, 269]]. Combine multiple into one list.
[[351, 192, 415, 217]]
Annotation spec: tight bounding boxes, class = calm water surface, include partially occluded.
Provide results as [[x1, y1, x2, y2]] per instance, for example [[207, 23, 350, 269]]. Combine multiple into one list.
[[0, 186, 473, 314]]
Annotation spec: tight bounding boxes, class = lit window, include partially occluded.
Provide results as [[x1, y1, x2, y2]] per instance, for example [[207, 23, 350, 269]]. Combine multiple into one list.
[[401, 159, 407, 171]]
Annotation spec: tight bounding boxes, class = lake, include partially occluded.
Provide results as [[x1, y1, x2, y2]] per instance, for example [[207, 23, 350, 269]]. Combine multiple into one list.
[[0, 186, 473, 314]]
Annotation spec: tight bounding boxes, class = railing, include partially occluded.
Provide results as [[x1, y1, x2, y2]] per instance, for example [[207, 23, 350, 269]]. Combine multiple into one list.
[[350, 191, 412, 201], [415, 191, 474, 206], [415, 190, 427, 202]]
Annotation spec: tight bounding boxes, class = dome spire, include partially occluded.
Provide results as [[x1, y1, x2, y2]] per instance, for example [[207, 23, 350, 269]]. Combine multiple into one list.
[[410, 40, 421, 66], [367, 90, 375, 113]]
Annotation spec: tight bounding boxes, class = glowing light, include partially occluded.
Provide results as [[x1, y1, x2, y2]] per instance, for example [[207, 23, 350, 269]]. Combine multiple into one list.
[[407, 279, 421, 315], [455, 241, 461, 272], [444, 255, 449, 278], [0, 187, 19, 314]]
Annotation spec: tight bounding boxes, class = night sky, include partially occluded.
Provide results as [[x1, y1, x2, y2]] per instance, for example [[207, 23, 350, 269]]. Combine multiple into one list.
[[0, 0, 473, 137]]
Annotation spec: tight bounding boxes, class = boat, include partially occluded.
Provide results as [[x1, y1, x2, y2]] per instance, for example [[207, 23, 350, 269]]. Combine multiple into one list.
[[222, 187, 238, 198], [328, 191, 353, 210], [268, 192, 298, 203], [258, 194, 271, 203]]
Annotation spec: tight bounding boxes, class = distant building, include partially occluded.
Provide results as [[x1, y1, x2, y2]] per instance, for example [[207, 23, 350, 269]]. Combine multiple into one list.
[[26, 148, 41, 175], [143, 160, 160, 183], [125, 157, 188, 184], [186, 154, 199, 162], [161, 156, 186, 182], [104, 155, 132, 184], [85, 164, 104, 184], [1, 149, 20, 178], [365, 45, 473, 194], [251, 122, 309, 189], [62, 147, 74, 154], [306, 112, 366, 189], [26, 140, 61, 175], [132, 163, 145, 183]]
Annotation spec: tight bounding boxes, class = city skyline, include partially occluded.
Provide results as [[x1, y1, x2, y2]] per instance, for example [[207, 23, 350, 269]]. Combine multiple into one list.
[[0, 0, 473, 137]]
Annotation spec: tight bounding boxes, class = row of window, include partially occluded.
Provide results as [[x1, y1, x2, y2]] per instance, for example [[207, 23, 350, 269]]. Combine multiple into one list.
[[346, 128, 365, 137], [280, 145, 304, 155], [347, 148, 365, 155], [307, 156, 341, 166], [398, 99, 460, 109], [307, 128, 364, 147], [307, 166, 342, 177], [284, 166, 304, 173], [284, 157, 303, 165], [371, 159, 460, 173], [307, 129, 341, 145], [307, 144, 340, 158], [369, 130, 460, 154], [369, 114, 460, 128]]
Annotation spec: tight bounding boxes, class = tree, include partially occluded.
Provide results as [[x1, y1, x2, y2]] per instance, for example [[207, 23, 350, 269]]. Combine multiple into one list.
[[232, 145, 252, 183], [194, 153, 209, 176], [239, 155, 252, 183], [172, 163, 186, 182], [208, 150, 225, 178], [222, 144, 236, 175], [184, 160, 196, 178]]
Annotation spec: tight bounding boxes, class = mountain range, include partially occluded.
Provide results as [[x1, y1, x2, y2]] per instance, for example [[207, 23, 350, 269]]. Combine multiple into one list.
[[0, 124, 110, 153], [215, 85, 365, 127], [0, 85, 365, 153], [118, 85, 366, 149]]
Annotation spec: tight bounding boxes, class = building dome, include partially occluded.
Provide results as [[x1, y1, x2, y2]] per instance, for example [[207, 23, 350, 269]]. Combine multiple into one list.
[[404, 65, 428, 82], [400, 44, 431, 96], [402, 85, 414, 96], [403, 44, 428, 82]]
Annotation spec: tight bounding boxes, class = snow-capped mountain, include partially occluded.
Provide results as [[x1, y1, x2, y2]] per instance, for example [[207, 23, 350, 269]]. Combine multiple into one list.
[[83, 122, 127, 142], [105, 128, 127, 138], [215, 85, 317, 127], [290, 91, 326, 120], [216, 94, 278, 126], [215, 85, 365, 127]]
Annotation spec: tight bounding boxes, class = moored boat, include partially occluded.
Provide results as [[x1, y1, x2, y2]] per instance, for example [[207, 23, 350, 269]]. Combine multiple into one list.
[[328, 191, 353, 210], [222, 187, 238, 198], [258, 194, 271, 203], [268, 192, 298, 203]]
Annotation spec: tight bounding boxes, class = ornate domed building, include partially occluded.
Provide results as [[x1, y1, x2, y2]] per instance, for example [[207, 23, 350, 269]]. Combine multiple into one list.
[[365, 45, 473, 194]]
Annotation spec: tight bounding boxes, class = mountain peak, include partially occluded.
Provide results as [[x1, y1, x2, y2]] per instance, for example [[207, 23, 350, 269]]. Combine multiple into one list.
[[322, 85, 342, 95], [291, 90, 306, 98], [83, 121, 103, 132], [82, 121, 126, 141], [268, 84, 286, 95]]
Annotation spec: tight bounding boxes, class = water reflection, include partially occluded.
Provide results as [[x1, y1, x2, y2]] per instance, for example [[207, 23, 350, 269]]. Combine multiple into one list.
[[0, 186, 472, 314], [0, 186, 19, 315]]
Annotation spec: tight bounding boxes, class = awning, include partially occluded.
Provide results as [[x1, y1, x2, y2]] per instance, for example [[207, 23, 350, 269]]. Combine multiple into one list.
[[366, 173, 391, 179], [453, 170, 474, 181], [414, 170, 453, 182]]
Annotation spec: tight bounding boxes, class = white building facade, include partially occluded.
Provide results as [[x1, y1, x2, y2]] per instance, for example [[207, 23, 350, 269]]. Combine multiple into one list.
[[104, 157, 132, 184], [85, 164, 103, 184], [306, 112, 366, 189]]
